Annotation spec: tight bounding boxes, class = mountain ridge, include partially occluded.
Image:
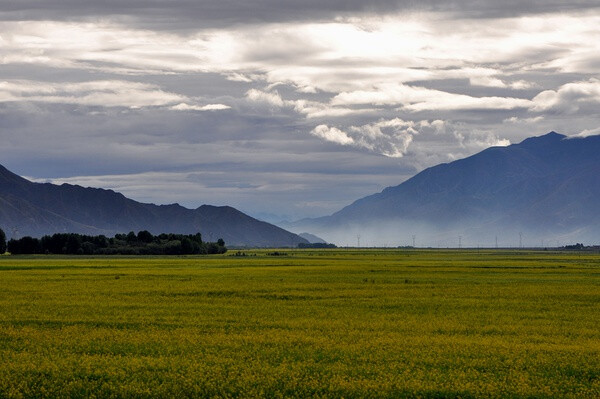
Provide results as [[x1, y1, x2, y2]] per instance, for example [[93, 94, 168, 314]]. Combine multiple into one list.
[[0, 165, 308, 247], [284, 132, 600, 246]]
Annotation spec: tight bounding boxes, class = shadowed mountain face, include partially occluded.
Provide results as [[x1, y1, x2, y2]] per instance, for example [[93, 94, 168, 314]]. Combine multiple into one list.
[[298, 232, 327, 244], [286, 132, 600, 247], [0, 166, 307, 247]]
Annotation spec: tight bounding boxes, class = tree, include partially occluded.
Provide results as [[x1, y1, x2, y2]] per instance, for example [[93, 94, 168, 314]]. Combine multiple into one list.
[[8, 236, 41, 254], [66, 234, 82, 254], [181, 237, 194, 254], [0, 228, 6, 254], [126, 231, 138, 244], [137, 230, 154, 244]]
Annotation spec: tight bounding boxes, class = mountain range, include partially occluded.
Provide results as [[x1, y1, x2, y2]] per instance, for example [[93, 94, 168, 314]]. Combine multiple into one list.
[[0, 165, 308, 247], [3, 132, 598, 248], [284, 132, 600, 247]]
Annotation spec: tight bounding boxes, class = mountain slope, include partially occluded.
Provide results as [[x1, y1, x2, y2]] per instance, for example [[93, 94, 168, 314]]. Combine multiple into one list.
[[287, 132, 600, 246], [0, 165, 307, 247]]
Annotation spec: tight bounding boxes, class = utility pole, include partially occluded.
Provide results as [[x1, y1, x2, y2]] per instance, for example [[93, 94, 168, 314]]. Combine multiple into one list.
[[412, 235, 416, 248], [357, 234, 360, 248], [458, 235, 462, 249], [519, 232, 523, 249], [495, 236, 498, 249]]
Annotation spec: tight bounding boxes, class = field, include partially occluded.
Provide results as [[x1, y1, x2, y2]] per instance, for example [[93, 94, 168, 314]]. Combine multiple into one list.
[[0, 249, 599, 398]]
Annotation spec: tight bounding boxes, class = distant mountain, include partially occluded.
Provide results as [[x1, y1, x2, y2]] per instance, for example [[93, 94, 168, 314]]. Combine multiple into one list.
[[298, 232, 327, 244], [286, 132, 600, 247], [0, 164, 307, 247]]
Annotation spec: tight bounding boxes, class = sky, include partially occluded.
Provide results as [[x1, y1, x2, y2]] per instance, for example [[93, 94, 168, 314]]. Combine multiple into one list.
[[1, 1, 599, 223]]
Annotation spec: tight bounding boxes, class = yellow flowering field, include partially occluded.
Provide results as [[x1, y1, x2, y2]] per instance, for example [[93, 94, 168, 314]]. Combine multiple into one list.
[[0, 249, 599, 398]]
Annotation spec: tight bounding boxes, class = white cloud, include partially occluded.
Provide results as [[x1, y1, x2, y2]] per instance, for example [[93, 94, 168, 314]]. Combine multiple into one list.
[[332, 83, 532, 111], [470, 76, 536, 90], [245, 88, 370, 119], [469, 76, 508, 88], [311, 125, 354, 145], [2, 14, 598, 126], [531, 79, 600, 114], [171, 103, 231, 111], [309, 118, 511, 162], [573, 127, 600, 138], [504, 116, 544, 124], [2, 12, 599, 91], [245, 88, 286, 108], [0, 79, 190, 109], [453, 130, 511, 149], [349, 118, 415, 157], [311, 119, 442, 158], [226, 73, 254, 83], [510, 80, 537, 90]]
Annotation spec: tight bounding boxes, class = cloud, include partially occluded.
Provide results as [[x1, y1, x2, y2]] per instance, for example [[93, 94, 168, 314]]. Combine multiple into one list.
[[573, 127, 600, 138], [245, 88, 370, 119], [311, 125, 354, 145], [530, 79, 600, 114], [0, 79, 191, 109], [171, 103, 231, 111], [348, 119, 416, 157], [226, 73, 254, 83], [295, 102, 362, 119], [1, 4, 600, 223], [309, 118, 512, 165], [469, 76, 536, 90], [332, 83, 532, 111], [245, 89, 286, 108], [3, 1, 600, 29], [504, 116, 544, 124], [311, 119, 447, 157], [2, 12, 598, 90], [0, 79, 234, 112], [452, 130, 511, 150]]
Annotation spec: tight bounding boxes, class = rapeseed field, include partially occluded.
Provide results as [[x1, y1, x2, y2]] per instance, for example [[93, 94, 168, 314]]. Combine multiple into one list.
[[0, 250, 599, 398]]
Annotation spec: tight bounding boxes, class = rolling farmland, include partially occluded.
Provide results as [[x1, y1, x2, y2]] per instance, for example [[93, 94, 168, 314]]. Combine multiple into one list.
[[0, 250, 599, 398]]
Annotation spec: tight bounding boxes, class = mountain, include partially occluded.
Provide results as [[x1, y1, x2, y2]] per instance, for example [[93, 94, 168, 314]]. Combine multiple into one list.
[[0, 164, 308, 247], [286, 132, 600, 247], [298, 232, 327, 244]]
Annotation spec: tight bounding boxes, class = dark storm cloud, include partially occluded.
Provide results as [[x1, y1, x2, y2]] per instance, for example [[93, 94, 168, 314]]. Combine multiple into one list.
[[2, 0, 599, 28]]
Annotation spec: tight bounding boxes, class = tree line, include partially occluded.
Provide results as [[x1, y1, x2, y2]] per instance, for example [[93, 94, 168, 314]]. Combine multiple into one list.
[[0, 228, 5, 255], [297, 242, 337, 249], [0, 229, 226, 255]]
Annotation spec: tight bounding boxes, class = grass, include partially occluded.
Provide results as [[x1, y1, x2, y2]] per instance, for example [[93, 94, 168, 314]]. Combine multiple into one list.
[[0, 249, 599, 398]]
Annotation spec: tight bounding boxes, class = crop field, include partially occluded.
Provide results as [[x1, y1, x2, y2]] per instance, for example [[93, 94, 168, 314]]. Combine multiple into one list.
[[0, 249, 599, 398]]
